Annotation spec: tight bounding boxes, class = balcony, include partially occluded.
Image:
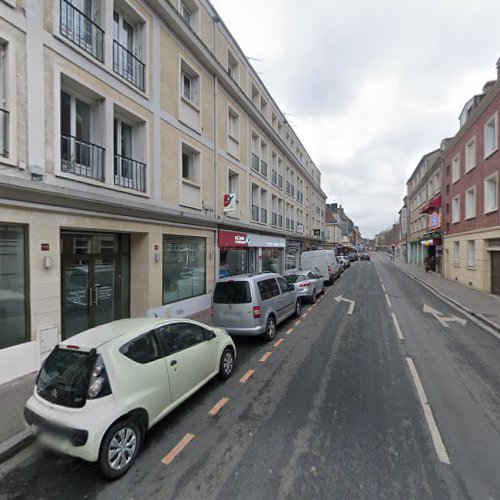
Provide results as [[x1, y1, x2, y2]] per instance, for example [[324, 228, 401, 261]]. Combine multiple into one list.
[[286, 181, 290, 195], [61, 134, 105, 181], [0, 108, 9, 158], [260, 208, 267, 224], [114, 154, 146, 192], [60, 0, 104, 62], [260, 160, 268, 178], [272, 169, 277, 185], [251, 204, 259, 221], [277, 174, 283, 189], [251, 153, 259, 172], [113, 41, 145, 92]]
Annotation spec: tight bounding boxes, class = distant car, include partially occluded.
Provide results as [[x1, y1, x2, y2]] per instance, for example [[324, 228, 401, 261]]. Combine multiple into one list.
[[211, 272, 301, 341], [24, 318, 236, 479], [360, 253, 371, 261], [284, 269, 325, 303]]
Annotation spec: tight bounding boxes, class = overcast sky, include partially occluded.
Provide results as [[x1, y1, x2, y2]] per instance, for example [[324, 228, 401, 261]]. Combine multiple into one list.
[[211, 0, 500, 238]]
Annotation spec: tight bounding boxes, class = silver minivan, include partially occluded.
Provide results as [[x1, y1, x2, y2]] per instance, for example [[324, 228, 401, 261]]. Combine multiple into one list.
[[211, 273, 301, 341]]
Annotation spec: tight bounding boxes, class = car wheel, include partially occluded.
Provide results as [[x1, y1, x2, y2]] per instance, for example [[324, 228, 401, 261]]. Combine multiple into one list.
[[294, 299, 302, 317], [262, 316, 276, 342], [99, 419, 142, 480], [311, 290, 316, 304], [219, 347, 234, 380]]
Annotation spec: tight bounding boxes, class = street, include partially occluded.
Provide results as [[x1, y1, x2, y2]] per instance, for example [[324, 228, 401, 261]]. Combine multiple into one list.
[[1, 254, 500, 499]]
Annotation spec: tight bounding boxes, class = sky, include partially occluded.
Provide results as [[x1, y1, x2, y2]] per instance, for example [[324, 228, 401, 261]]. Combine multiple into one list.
[[211, 0, 500, 238]]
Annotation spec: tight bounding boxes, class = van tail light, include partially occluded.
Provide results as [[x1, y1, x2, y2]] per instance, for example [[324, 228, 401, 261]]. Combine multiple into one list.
[[299, 282, 312, 287], [87, 355, 112, 400], [253, 306, 262, 318]]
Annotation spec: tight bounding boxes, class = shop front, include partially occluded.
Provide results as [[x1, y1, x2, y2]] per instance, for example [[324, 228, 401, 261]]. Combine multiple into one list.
[[285, 240, 302, 272], [218, 230, 286, 278]]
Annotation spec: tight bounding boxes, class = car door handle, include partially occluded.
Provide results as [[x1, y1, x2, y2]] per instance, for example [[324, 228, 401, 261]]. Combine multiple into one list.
[[170, 360, 177, 366]]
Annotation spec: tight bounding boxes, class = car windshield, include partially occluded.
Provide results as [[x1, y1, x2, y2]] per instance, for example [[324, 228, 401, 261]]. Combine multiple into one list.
[[37, 348, 93, 408], [285, 274, 307, 283], [213, 281, 251, 304]]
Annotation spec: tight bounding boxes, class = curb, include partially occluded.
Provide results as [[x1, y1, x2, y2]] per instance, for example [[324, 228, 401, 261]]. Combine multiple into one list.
[[392, 262, 500, 335], [0, 429, 34, 464]]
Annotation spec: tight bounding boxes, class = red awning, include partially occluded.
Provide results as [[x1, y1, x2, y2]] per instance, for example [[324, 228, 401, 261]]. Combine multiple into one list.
[[420, 194, 442, 214]]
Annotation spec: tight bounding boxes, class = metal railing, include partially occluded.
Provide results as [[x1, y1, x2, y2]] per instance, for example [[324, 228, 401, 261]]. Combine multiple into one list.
[[277, 174, 283, 189], [272, 212, 277, 226], [286, 181, 290, 194], [61, 134, 105, 181], [272, 169, 277, 185], [251, 204, 259, 221], [286, 218, 290, 230], [291, 185, 295, 197], [114, 154, 146, 192], [260, 159, 267, 177], [260, 208, 267, 224], [60, 0, 104, 62], [0, 108, 9, 158], [113, 40, 145, 92], [278, 214, 283, 228], [251, 153, 259, 171]]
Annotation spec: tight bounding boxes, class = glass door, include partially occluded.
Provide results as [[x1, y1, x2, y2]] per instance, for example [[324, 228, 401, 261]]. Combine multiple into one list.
[[93, 256, 116, 327], [62, 260, 91, 339]]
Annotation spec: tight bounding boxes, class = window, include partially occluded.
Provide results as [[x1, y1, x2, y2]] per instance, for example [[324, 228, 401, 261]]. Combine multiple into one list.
[[60, 85, 105, 182], [257, 278, 280, 301], [0, 41, 9, 159], [228, 108, 239, 141], [467, 240, 475, 268], [213, 281, 251, 304], [180, 0, 199, 32], [227, 50, 239, 83], [452, 154, 460, 183], [162, 235, 206, 304], [260, 96, 268, 116], [484, 113, 498, 158], [114, 113, 146, 192], [453, 241, 460, 266], [181, 143, 200, 184], [465, 186, 476, 219], [251, 83, 259, 106], [157, 323, 206, 355], [228, 170, 239, 209], [452, 195, 460, 223], [112, 7, 145, 91], [120, 332, 161, 364], [465, 137, 476, 172], [484, 174, 498, 213], [181, 61, 199, 107], [0, 224, 28, 350]]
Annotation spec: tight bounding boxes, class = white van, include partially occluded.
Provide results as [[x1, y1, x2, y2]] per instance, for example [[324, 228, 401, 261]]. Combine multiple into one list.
[[300, 250, 341, 285]]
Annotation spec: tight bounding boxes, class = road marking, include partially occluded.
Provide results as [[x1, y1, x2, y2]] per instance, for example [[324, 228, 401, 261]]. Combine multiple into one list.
[[423, 304, 467, 328], [302, 313, 308, 318], [307, 306, 313, 312], [406, 358, 450, 465], [274, 338, 284, 347], [209, 397, 230, 416], [260, 352, 272, 363], [162, 433, 195, 464], [239, 370, 255, 383], [391, 313, 404, 340], [334, 295, 355, 315], [385, 294, 392, 307], [295, 319, 302, 326], [381, 284, 386, 292], [286, 328, 293, 335]]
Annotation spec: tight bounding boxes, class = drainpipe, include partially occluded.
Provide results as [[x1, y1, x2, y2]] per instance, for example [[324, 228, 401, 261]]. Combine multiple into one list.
[[212, 16, 219, 283]]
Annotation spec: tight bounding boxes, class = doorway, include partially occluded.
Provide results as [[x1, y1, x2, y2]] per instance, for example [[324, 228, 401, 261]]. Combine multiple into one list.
[[491, 252, 500, 296], [61, 232, 130, 339]]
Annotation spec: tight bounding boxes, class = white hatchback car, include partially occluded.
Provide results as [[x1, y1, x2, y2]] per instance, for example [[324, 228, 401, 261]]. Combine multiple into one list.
[[24, 318, 236, 479]]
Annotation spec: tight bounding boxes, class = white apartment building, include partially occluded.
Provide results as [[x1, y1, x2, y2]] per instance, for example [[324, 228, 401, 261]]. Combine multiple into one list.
[[0, 0, 327, 383]]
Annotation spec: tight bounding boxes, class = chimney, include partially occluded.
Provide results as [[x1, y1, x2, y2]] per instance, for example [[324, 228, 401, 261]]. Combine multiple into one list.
[[482, 80, 496, 95]]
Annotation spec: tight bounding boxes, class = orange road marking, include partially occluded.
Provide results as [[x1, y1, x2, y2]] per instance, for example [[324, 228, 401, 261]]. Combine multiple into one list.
[[162, 433, 195, 464], [209, 397, 230, 416], [260, 352, 272, 363], [307, 306, 313, 312], [274, 338, 284, 347], [286, 328, 294, 335], [302, 313, 308, 318], [295, 320, 302, 326], [239, 369, 254, 383]]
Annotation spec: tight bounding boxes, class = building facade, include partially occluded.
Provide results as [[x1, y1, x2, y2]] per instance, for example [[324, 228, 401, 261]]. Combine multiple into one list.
[[443, 71, 500, 294], [0, 0, 326, 383]]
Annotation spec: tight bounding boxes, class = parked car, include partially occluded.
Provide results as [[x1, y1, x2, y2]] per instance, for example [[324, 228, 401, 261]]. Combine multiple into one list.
[[336, 256, 346, 272], [211, 272, 301, 341], [360, 253, 371, 261], [24, 318, 236, 479], [300, 250, 341, 285], [284, 269, 325, 303], [339, 256, 350, 269]]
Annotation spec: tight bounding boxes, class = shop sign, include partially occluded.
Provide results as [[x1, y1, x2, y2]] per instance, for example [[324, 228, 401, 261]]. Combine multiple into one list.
[[421, 239, 434, 246], [223, 193, 236, 212], [286, 240, 302, 250], [218, 230, 249, 247], [250, 234, 286, 248], [429, 211, 441, 229], [313, 229, 321, 237]]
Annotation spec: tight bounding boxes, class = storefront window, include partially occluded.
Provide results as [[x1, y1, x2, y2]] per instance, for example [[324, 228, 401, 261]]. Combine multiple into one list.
[[0, 225, 28, 350], [262, 248, 283, 274], [163, 235, 206, 304], [219, 248, 247, 278], [285, 248, 298, 270]]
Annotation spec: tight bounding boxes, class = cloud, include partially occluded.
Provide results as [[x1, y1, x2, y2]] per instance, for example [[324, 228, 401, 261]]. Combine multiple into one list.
[[212, 0, 500, 237]]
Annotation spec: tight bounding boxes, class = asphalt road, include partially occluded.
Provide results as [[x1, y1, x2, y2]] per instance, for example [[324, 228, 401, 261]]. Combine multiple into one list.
[[1, 254, 500, 499]]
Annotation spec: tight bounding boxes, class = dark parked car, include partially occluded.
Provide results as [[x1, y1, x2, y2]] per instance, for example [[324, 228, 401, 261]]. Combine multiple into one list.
[[360, 253, 371, 261]]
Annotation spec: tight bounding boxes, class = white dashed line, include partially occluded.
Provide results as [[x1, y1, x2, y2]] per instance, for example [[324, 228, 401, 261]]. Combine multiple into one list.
[[391, 312, 404, 340], [385, 294, 392, 307]]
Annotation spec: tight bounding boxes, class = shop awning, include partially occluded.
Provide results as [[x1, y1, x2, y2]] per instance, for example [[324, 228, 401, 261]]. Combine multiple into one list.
[[420, 194, 442, 214]]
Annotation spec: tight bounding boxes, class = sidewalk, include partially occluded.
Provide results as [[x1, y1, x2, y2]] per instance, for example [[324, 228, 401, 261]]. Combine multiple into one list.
[[390, 256, 500, 332], [0, 309, 214, 464]]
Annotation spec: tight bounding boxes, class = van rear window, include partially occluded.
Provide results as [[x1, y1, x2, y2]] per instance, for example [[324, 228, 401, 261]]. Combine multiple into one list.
[[213, 282, 251, 304]]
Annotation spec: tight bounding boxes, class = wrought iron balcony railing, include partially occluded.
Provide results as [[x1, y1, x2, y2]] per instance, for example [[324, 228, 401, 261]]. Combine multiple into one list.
[[114, 154, 146, 192], [272, 169, 277, 185], [0, 108, 9, 158], [251, 153, 259, 172], [277, 214, 283, 228], [113, 40, 145, 92], [260, 160, 267, 178], [260, 208, 267, 224], [61, 134, 105, 181], [272, 212, 277, 226], [277, 174, 283, 189], [60, 0, 104, 62], [251, 204, 259, 221]]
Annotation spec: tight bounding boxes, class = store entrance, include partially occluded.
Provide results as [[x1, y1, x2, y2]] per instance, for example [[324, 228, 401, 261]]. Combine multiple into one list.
[[61, 232, 130, 339], [491, 251, 500, 296]]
